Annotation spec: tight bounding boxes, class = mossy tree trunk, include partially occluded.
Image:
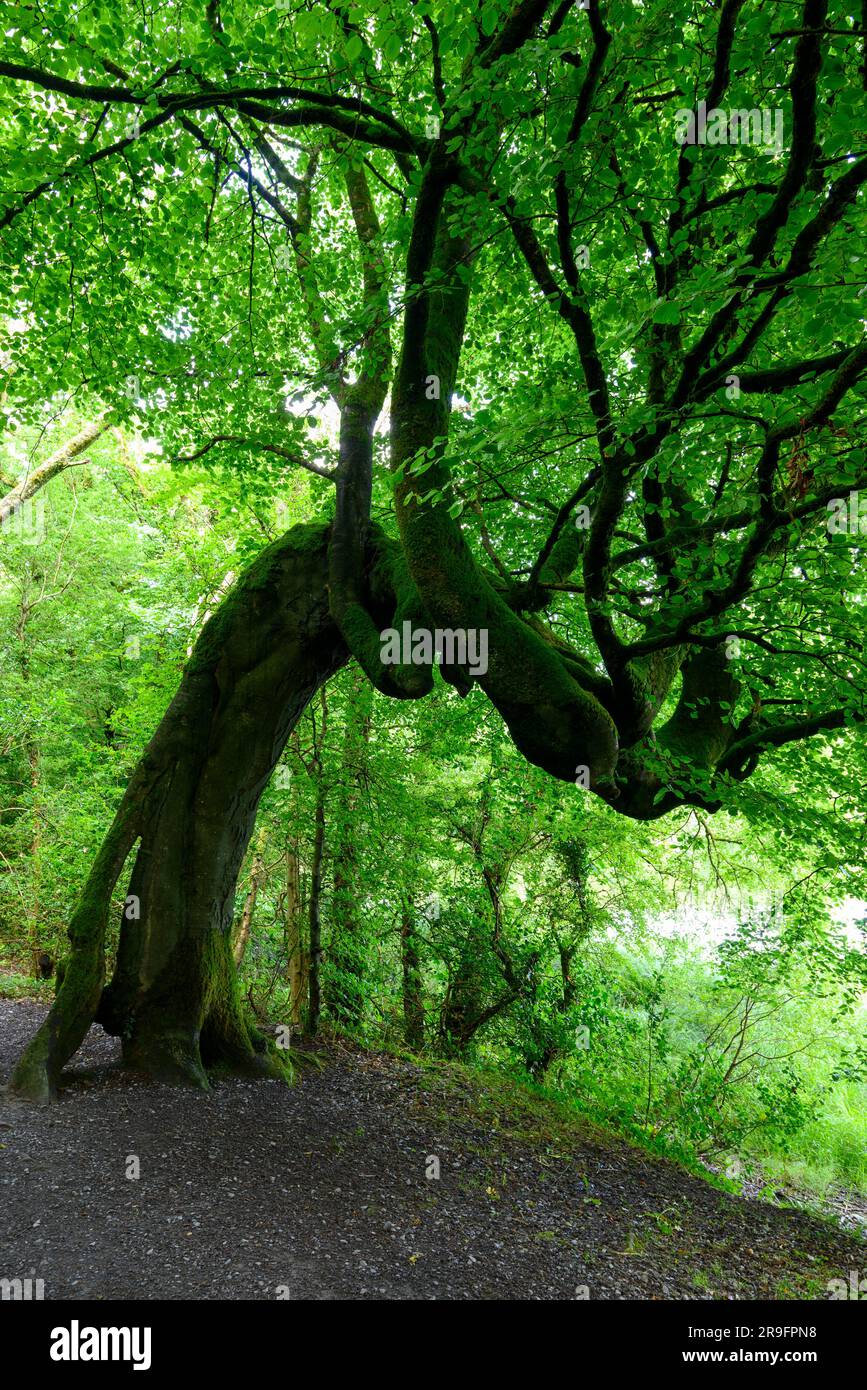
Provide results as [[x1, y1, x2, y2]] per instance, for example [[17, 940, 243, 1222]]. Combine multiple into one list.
[[10, 523, 347, 1100]]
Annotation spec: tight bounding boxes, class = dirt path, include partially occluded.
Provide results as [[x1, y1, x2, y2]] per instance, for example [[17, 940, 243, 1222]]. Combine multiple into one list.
[[1, 999, 863, 1300]]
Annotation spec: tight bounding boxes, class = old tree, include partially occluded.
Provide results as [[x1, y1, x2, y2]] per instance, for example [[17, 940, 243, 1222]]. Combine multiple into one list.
[[1, 0, 865, 1098]]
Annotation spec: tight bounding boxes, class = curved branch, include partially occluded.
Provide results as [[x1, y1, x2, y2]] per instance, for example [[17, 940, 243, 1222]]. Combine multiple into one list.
[[170, 435, 336, 480]]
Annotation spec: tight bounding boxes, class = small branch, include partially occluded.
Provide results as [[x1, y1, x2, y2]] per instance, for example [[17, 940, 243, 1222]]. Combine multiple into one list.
[[171, 435, 335, 480]]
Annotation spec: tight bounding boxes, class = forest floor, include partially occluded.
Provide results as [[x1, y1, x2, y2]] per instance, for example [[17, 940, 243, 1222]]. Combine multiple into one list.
[[1, 998, 864, 1301]]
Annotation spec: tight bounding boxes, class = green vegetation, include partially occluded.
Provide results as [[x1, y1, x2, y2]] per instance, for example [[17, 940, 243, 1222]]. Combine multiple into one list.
[[1, 0, 865, 1220]]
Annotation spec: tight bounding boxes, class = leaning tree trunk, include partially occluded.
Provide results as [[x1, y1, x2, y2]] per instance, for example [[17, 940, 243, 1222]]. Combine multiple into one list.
[[10, 522, 347, 1100]]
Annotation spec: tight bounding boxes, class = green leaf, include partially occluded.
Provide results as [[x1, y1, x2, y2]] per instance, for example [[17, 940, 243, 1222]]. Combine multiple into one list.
[[652, 302, 681, 326]]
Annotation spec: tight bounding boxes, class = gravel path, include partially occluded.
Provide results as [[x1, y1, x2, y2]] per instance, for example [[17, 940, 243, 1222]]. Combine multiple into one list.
[[1, 999, 864, 1300]]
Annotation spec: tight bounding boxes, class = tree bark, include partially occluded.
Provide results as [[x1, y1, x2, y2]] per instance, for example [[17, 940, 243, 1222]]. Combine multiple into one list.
[[304, 687, 329, 1038], [307, 783, 325, 1038], [284, 836, 307, 1029], [327, 667, 372, 1028], [10, 522, 347, 1100], [232, 828, 267, 967]]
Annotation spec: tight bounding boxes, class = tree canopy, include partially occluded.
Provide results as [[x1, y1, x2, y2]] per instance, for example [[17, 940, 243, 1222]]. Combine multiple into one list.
[[2, 0, 866, 815]]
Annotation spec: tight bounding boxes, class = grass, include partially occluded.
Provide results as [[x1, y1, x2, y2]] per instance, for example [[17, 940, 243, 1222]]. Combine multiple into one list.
[[757, 1086, 867, 1194], [0, 968, 53, 1002]]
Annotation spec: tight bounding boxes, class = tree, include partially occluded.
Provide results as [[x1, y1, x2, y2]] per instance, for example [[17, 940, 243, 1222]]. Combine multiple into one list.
[[0, 415, 110, 529], [2, 0, 866, 1098], [327, 667, 373, 1028]]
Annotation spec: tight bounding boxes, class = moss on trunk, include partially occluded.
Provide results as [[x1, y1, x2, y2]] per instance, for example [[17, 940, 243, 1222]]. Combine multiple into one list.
[[10, 523, 346, 1100]]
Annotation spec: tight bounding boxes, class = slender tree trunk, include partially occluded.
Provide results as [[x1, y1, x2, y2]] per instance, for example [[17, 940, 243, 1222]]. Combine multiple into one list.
[[232, 828, 267, 967], [26, 742, 42, 976], [328, 668, 371, 1028], [307, 788, 325, 1037], [440, 918, 490, 1054], [10, 523, 347, 1100], [285, 837, 307, 1028], [525, 841, 590, 1080], [525, 944, 578, 1081], [25, 741, 42, 977], [305, 688, 328, 1038], [14, 581, 43, 976], [400, 896, 424, 1051]]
